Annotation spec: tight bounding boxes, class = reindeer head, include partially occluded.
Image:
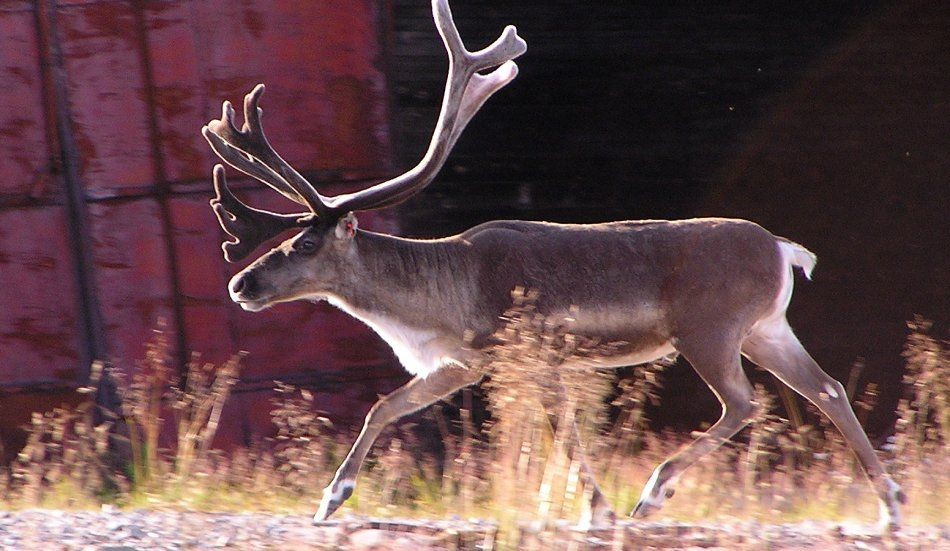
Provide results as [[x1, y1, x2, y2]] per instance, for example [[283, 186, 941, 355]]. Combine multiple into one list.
[[203, 0, 526, 311], [224, 213, 360, 311]]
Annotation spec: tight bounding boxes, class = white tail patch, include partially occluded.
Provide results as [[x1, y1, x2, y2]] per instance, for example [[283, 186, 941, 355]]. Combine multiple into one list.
[[778, 239, 817, 280]]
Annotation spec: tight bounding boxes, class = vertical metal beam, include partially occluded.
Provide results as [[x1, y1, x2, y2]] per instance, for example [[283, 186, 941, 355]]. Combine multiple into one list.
[[131, 0, 189, 375], [34, 0, 107, 378]]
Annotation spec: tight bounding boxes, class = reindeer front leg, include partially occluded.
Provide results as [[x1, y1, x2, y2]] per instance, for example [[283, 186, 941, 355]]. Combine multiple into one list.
[[314, 364, 483, 522]]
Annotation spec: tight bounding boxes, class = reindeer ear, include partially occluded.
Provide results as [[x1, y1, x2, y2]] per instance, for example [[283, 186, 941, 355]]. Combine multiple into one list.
[[335, 212, 358, 239]]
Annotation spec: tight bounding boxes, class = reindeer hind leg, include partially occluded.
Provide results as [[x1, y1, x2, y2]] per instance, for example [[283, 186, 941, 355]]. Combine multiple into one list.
[[537, 375, 616, 527], [632, 335, 755, 518], [741, 318, 904, 531]]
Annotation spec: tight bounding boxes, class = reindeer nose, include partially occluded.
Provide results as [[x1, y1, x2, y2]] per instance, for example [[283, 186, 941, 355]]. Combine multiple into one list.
[[230, 273, 256, 296]]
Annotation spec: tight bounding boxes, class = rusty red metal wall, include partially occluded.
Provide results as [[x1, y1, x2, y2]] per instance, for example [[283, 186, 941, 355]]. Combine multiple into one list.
[[0, 0, 404, 454]]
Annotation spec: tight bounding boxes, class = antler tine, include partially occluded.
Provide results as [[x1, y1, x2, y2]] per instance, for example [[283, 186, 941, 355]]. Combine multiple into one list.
[[239, 86, 333, 214], [203, 98, 302, 205], [203, 85, 331, 217], [368, 62, 520, 211], [321, 0, 526, 214], [204, 0, 523, 246], [209, 164, 311, 262]]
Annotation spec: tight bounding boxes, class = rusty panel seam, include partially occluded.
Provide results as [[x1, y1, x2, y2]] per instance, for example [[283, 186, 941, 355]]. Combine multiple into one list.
[[131, 0, 189, 375], [34, 0, 107, 379]]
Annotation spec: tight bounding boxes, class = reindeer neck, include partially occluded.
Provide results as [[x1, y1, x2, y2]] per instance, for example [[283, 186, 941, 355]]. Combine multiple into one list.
[[329, 231, 475, 332]]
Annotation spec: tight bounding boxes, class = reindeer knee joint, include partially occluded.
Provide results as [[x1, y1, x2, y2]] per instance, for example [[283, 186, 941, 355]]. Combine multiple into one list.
[[820, 381, 845, 402]]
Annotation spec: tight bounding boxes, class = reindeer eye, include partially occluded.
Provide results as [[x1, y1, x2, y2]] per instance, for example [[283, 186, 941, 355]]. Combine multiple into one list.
[[295, 239, 318, 254]]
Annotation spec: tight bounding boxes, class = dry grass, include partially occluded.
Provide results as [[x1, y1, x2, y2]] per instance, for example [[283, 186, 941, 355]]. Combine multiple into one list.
[[2, 308, 947, 534]]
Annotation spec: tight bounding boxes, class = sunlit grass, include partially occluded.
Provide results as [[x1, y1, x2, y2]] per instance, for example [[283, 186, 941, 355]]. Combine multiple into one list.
[[2, 313, 947, 535]]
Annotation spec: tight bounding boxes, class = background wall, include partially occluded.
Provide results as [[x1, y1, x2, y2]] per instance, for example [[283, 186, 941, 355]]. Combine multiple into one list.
[[387, 0, 948, 434], [0, 0, 403, 456], [0, 0, 946, 456]]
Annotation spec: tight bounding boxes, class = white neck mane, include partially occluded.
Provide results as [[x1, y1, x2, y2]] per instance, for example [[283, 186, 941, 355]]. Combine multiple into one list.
[[325, 295, 459, 378]]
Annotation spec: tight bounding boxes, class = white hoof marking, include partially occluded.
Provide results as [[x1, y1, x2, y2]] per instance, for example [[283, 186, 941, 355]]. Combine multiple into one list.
[[875, 478, 904, 532], [313, 480, 355, 523]]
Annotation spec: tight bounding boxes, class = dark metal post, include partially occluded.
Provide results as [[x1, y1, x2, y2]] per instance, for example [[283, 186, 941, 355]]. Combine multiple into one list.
[[34, 0, 107, 378], [131, 0, 189, 375]]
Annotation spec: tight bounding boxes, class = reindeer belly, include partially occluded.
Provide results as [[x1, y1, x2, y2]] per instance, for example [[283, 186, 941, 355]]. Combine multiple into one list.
[[564, 341, 677, 370], [521, 301, 676, 370]]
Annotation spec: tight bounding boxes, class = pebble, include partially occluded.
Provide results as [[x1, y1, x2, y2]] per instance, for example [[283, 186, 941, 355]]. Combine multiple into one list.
[[0, 511, 946, 550]]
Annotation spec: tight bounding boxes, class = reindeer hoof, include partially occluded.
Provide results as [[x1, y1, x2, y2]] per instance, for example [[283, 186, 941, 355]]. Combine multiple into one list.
[[579, 504, 617, 530], [632, 472, 674, 519], [313, 482, 354, 523], [631, 499, 660, 519]]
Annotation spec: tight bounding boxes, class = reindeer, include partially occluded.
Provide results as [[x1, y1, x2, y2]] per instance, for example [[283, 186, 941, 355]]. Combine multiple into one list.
[[201, 0, 904, 529]]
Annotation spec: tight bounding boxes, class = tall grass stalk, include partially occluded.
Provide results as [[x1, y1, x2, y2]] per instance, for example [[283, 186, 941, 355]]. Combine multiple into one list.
[[2, 312, 947, 532]]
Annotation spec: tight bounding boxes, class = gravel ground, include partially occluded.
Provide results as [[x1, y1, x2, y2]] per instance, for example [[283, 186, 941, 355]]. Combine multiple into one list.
[[0, 510, 947, 550]]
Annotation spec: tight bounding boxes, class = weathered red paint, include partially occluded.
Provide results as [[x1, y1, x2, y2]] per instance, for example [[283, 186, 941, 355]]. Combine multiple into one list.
[[87, 198, 178, 367], [0, 207, 83, 385], [0, 389, 84, 464], [144, 0, 391, 184], [58, 1, 156, 198], [0, 0, 397, 453], [167, 194, 238, 364], [0, 5, 51, 200]]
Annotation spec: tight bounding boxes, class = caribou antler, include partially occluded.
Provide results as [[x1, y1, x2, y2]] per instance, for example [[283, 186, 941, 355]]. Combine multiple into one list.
[[202, 85, 331, 215], [204, 0, 526, 261], [202, 86, 326, 262], [321, 0, 526, 213], [209, 165, 312, 262]]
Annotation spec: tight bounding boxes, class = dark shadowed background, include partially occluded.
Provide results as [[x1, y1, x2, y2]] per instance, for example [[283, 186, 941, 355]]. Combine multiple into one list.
[[0, 0, 946, 459]]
